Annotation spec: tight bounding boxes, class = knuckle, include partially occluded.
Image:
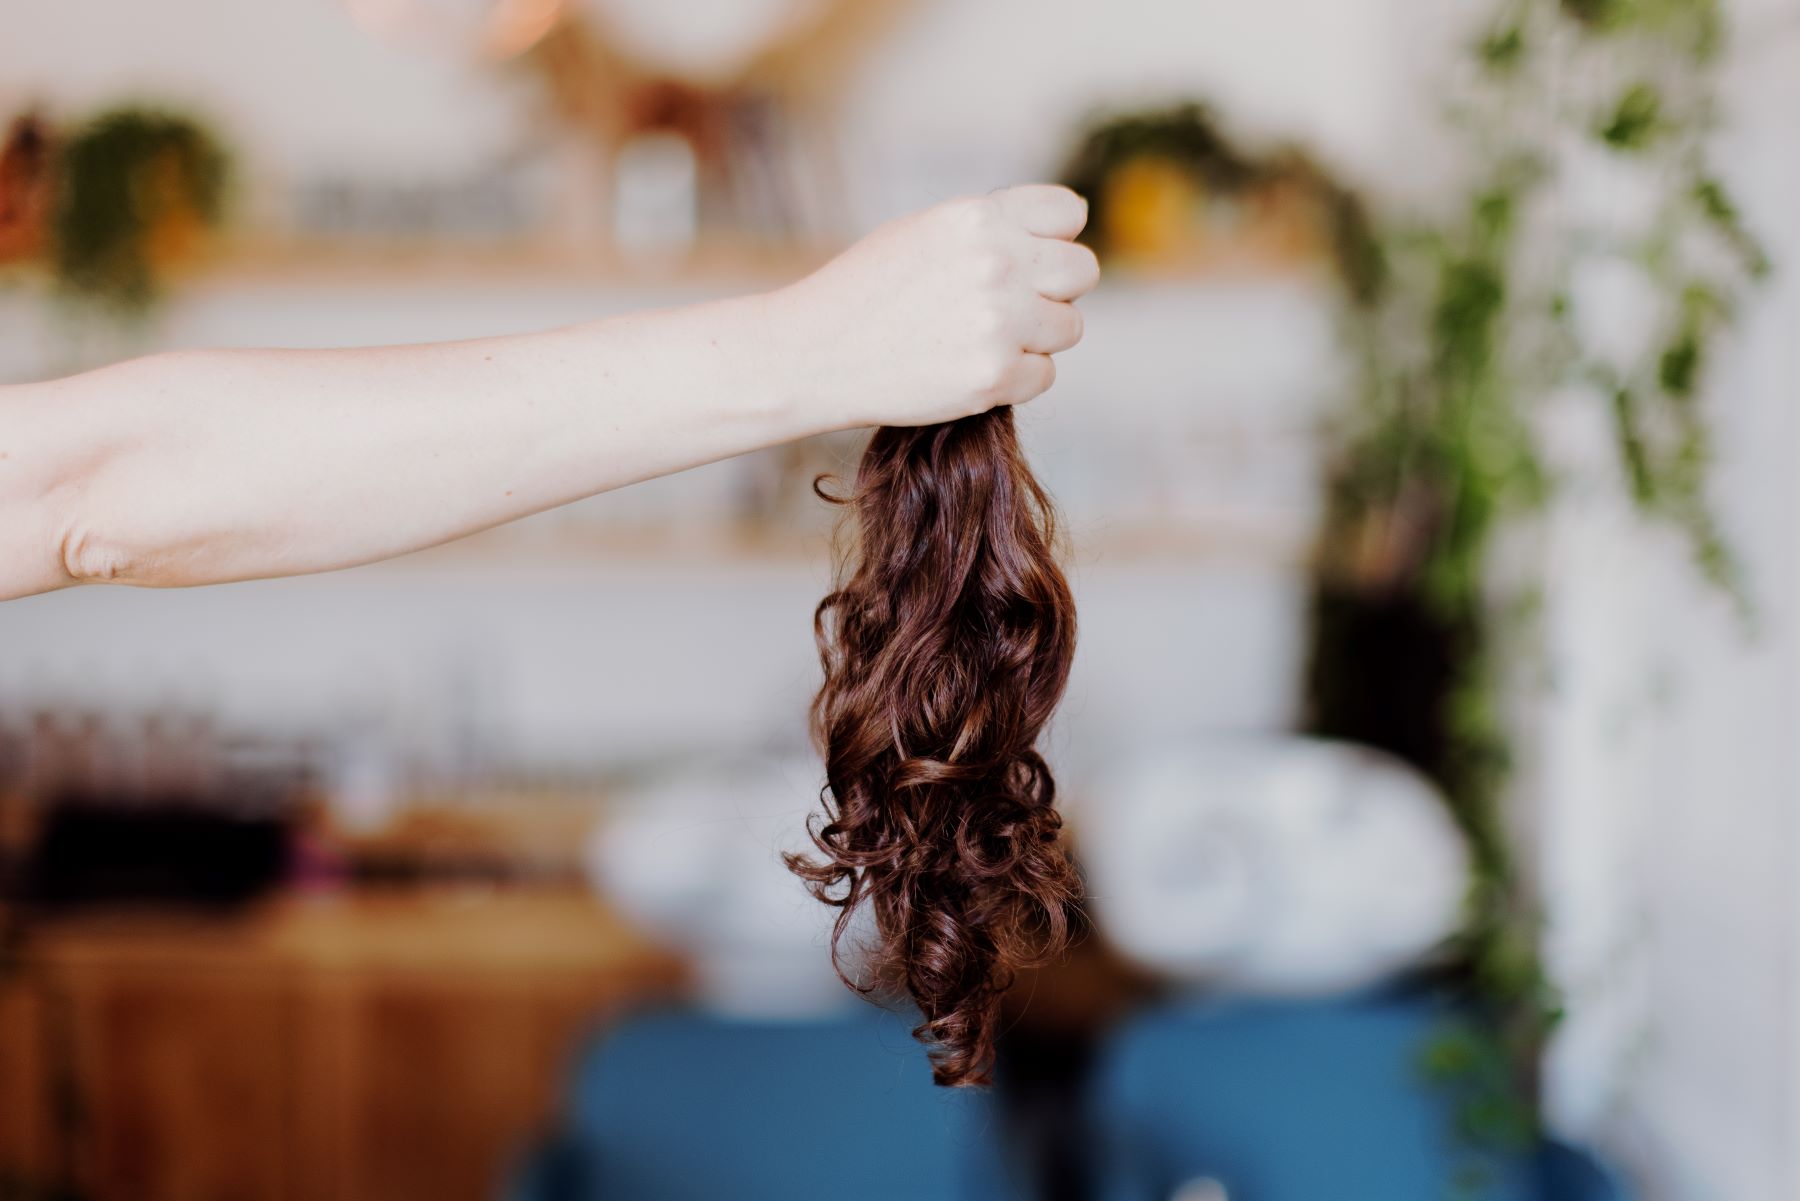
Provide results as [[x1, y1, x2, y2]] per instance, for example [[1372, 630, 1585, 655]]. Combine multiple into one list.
[[1076, 243, 1102, 287], [1046, 186, 1085, 228], [973, 249, 1011, 287], [968, 298, 1008, 341], [970, 349, 1014, 396], [1064, 304, 1085, 344], [1006, 356, 1053, 406], [947, 195, 998, 237]]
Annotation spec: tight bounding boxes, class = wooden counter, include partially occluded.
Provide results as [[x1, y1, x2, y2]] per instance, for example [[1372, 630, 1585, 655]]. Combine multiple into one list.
[[0, 888, 688, 1201]]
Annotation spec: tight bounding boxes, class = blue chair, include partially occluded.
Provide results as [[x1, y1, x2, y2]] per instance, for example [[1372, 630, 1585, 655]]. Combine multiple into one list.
[[1088, 992, 1630, 1201], [510, 1005, 1019, 1201]]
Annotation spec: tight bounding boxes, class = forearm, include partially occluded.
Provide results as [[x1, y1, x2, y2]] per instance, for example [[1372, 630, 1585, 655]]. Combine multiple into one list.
[[7, 289, 833, 593], [0, 186, 1097, 599]]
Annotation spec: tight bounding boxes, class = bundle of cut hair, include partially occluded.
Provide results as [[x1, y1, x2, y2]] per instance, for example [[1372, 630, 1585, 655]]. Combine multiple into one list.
[[785, 405, 1078, 1087]]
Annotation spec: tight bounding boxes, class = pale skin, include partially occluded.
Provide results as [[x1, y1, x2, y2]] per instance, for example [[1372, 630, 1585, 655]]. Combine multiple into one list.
[[0, 184, 1099, 601]]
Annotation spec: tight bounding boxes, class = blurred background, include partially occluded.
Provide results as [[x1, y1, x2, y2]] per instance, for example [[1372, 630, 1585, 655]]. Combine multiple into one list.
[[0, 2, 1796, 1200]]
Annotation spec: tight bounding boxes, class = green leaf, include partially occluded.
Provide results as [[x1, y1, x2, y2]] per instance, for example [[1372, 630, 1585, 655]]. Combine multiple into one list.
[[1598, 84, 1664, 151], [1473, 188, 1517, 242], [1459, 1091, 1538, 1151], [1561, 0, 1622, 28], [1421, 1028, 1485, 1082], [1695, 177, 1775, 277], [1658, 333, 1702, 398], [1479, 25, 1526, 70], [1611, 389, 1659, 507]]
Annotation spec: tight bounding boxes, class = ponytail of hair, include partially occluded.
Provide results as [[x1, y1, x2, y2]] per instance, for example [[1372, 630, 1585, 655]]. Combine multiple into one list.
[[786, 405, 1079, 1087]]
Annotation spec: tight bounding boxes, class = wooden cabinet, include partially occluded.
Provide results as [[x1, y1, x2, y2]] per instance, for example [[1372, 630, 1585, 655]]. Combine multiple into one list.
[[0, 890, 686, 1201]]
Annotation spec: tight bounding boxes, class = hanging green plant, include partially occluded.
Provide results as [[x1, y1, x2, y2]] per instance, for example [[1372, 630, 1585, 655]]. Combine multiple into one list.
[[50, 106, 231, 316], [1063, 0, 1765, 1188], [1058, 101, 1382, 296], [1307, 0, 1766, 1180]]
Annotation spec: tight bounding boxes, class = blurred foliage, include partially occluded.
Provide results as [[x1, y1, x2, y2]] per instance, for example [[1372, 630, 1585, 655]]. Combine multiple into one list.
[[1061, 101, 1264, 201], [50, 106, 230, 316], [1063, 0, 1765, 1186], [1310, 0, 1764, 1182], [1060, 102, 1386, 303]]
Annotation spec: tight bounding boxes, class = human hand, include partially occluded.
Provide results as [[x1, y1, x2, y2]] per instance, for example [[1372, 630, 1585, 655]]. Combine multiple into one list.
[[779, 184, 1100, 430]]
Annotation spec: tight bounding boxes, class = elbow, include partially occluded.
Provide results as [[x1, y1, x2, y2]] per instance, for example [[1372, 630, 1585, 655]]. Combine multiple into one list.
[[0, 483, 134, 601], [0, 370, 152, 598], [50, 483, 138, 587], [60, 517, 135, 586]]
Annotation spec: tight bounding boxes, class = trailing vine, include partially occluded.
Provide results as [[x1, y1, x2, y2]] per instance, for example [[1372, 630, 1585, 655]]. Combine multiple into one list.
[[1314, 1, 1765, 1172], [1064, 0, 1765, 1186]]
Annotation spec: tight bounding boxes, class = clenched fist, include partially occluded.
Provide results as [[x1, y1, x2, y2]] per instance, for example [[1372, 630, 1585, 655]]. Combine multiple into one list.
[[778, 184, 1100, 430]]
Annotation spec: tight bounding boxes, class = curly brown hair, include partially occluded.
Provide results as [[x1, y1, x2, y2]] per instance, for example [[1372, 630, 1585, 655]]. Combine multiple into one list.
[[785, 406, 1079, 1087]]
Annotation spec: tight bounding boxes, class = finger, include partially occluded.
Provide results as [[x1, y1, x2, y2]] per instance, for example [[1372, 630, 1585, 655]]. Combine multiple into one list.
[[1020, 299, 1084, 355], [995, 352, 1056, 407], [1031, 238, 1101, 301], [991, 184, 1089, 240]]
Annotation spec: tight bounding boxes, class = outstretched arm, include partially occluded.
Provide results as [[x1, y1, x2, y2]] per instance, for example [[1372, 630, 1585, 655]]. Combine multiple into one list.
[[0, 185, 1097, 599]]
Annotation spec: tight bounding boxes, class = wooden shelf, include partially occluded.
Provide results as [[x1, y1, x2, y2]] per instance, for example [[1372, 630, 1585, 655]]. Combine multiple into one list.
[[175, 235, 840, 292], [4, 234, 1329, 297], [350, 514, 1314, 576]]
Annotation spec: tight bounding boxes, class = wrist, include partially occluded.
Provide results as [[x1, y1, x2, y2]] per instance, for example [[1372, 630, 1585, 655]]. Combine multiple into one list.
[[750, 280, 865, 439]]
